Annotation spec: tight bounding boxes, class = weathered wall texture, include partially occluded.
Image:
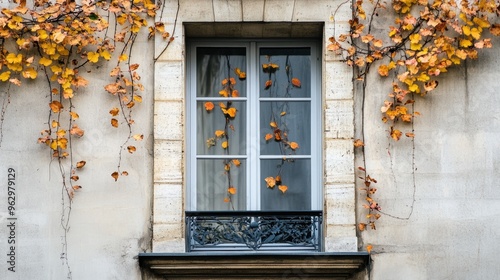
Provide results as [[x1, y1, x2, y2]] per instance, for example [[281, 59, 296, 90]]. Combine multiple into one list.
[[358, 36, 500, 279], [0, 34, 154, 280]]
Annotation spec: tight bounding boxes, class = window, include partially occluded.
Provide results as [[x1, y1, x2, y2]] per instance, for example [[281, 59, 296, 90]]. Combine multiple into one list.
[[187, 40, 321, 212]]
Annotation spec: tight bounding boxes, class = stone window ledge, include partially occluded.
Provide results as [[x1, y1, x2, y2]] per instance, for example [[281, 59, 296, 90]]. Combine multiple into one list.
[[139, 252, 369, 279]]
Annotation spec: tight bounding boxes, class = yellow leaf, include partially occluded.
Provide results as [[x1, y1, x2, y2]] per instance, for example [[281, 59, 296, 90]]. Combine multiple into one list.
[[204, 102, 214, 111], [118, 54, 128, 62], [70, 112, 79, 119], [378, 65, 389, 76], [39, 57, 52, 66], [391, 128, 402, 141], [219, 89, 228, 97], [270, 121, 278, 128], [459, 39, 473, 48], [473, 17, 490, 28], [6, 53, 22, 64], [226, 107, 237, 118], [100, 50, 112, 60], [265, 176, 276, 188], [219, 102, 226, 109], [278, 185, 288, 193], [0, 71, 11, 82], [87, 52, 99, 63], [232, 159, 241, 166], [291, 78, 301, 88], [224, 164, 230, 171], [221, 141, 228, 149], [215, 130, 225, 137]]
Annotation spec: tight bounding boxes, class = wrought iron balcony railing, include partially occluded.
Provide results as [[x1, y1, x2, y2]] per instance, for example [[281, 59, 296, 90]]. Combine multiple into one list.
[[185, 211, 322, 252]]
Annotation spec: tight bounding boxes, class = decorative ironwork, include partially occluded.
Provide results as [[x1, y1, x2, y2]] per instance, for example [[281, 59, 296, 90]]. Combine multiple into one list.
[[186, 211, 322, 252]]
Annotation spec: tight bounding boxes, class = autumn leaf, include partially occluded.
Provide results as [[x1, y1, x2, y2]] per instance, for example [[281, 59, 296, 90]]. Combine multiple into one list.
[[232, 159, 241, 166], [127, 146, 136, 153], [278, 185, 288, 193], [366, 244, 373, 253], [111, 172, 119, 181], [70, 125, 84, 137], [265, 80, 272, 89], [265, 176, 276, 188], [111, 118, 118, 127], [49, 101, 63, 113], [204, 101, 214, 111], [390, 128, 402, 141], [226, 107, 237, 118], [121, 171, 129, 176], [358, 223, 367, 231], [87, 52, 99, 63], [76, 161, 86, 168], [270, 121, 278, 128], [215, 130, 225, 137], [221, 141, 228, 149], [354, 139, 365, 147], [228, 186, 236, 195], [0, 71, 11, 81], [109, 107, 120, 116], [223, 197, 230, 203], [291, 78, 301, 88], [289, 142, 299, 150], [133, 134, 144, 141], [265, 133, 273, 141], [406, 132, 415, 138], [71, 175, 79, 181]]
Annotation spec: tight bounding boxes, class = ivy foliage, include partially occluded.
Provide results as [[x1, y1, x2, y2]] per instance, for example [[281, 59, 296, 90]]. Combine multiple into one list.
[[0, 0, 170, 192]]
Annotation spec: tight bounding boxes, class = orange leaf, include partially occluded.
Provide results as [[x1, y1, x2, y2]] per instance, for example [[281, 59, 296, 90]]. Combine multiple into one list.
[[109, 107, 119, 116], [354, 139, 365, 147], [278, 185, 288, 193], [71, 175, 79, 181], [70, 125, 84, 137], [215, 130, 225, 137], [232, 159, 241, 167], [111, 171, 119, 181], [289, 142, 299, 150], [265, 133, 273, 141], [358, 223, 367, 231], [231, 89, 239, 97], [127, 146, 136, 153], [204, 102, 214, 111], [49, 101, 63, 113], [223, 197, 230, 203], [270, 121, 278, 128], [228, 186, 236, 195], [221, 141, 228, 149], [229, 77, 236, 85], [265, 176, 276, 188], [72, 185, 82, 190], [366, 245, 373, 253], [391, 129, 402, 141], [133, 134, 144, 141], [121, 171, 129, 176], [291, 78, 301, 88], [265, 80, 272, 89], [76, 161, 86, 168], [406, 132, 415, 138], [226, 107, 237, 118], [111, 118, 118, 128]]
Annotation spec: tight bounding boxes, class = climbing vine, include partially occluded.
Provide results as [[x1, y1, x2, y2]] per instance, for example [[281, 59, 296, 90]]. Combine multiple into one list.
[[0, 0, 172, 277], [329, 0, 500, 237]]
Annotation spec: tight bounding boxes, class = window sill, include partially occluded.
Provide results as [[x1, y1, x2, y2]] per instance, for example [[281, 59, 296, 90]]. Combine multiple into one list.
[[139, 252, 369, 279]]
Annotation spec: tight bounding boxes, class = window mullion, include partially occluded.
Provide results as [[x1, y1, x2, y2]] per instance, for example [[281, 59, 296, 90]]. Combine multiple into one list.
[[248, 42, 259, 210]]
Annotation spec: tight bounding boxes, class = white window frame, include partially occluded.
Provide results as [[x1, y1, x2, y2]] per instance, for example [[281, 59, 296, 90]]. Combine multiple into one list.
[[186, 39, 322, 211]]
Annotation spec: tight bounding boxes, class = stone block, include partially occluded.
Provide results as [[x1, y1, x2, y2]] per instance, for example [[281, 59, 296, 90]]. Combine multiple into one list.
[[242, 0, 265, 21], [154, 184, 183, 224], [152, 238, 186, 253], [154, 139, 183, 183], [179, 0, 215, 22], [263, 0, 294, 21], [154, 101, 184, 140], [324, 184, 356, 225], [324, 139, 355, 184], [155, 61, 184, 101], [325, 100, 354, 139], [324, 236, 358, 252], [213, 0, 243, 21], [324, 224, 356, 239], [324, 61, 353, 99]]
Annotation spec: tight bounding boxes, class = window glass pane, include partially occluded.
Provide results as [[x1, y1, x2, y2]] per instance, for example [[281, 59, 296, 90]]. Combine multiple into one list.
[[197, 159, 247, 211], [260, 159, 311, 210], [259, 47, 311, 98], [197, 47, 247, 98], [197, 101, 246, 155], [260, 101, 311, 155]]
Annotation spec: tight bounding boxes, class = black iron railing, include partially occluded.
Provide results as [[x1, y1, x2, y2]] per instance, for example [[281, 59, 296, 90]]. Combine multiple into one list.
[[185, 211, 322, 252]]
